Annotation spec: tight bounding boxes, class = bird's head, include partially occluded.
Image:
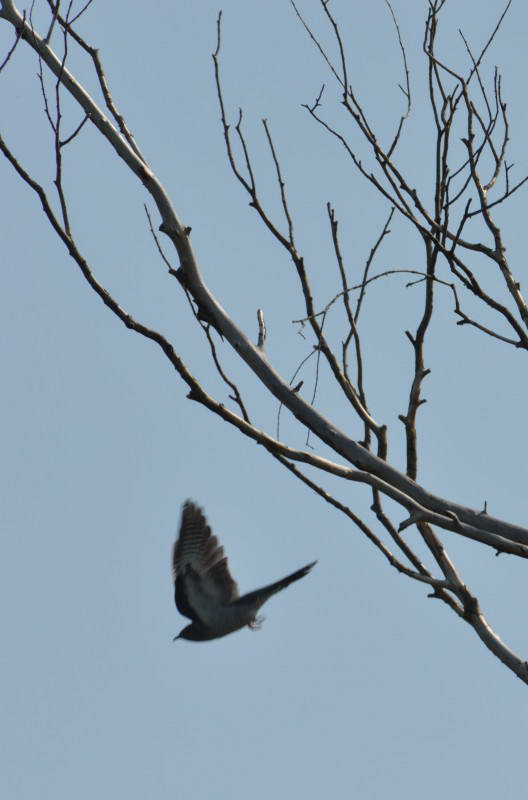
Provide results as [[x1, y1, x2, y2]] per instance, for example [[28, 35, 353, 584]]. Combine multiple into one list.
[[173, 622, 217, 642]]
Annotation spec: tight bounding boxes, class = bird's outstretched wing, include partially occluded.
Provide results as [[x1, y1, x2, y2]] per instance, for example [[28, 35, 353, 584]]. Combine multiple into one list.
[[172, 501, 239, 625]]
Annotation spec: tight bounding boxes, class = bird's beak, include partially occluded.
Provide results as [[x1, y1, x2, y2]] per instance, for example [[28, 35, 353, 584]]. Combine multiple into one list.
[[172, 634, 180, 641]]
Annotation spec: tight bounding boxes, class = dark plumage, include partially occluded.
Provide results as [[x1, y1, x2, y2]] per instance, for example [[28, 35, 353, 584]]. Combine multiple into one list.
[[172, 500, 316, 642]]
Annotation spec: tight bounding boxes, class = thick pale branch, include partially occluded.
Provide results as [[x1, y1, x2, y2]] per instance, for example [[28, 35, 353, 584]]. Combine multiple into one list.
[[3, 0, 528, 685], [2, 0, 528, 555]]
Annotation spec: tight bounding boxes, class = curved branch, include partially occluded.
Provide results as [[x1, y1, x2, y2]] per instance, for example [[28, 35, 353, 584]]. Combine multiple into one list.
[[1, 0, 528, 556]]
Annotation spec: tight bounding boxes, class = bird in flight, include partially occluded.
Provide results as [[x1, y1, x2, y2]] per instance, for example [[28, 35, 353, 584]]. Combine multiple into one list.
[[172, 500, 316, 641]]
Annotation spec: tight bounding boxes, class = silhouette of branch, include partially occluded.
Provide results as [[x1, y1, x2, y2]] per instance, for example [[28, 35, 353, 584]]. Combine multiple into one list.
[[3, 0, 528, 683]]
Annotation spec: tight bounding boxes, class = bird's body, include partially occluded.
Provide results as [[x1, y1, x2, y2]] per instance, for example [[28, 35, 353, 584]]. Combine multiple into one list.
[[172, 501, 316, 641]]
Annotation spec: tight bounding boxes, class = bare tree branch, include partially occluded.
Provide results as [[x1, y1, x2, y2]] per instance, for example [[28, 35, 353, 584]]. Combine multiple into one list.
[[2, 0, 528, 684]]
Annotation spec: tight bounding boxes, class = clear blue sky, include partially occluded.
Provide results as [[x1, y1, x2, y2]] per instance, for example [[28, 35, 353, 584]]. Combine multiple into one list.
[[2, 1, 528, 798]]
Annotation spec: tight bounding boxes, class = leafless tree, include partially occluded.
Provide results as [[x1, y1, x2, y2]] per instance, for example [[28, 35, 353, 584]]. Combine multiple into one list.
[[1, 0, 527, 681]]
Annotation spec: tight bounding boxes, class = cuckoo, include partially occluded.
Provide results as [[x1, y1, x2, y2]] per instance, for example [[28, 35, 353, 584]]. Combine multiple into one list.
[[172, 500, 316, 641]]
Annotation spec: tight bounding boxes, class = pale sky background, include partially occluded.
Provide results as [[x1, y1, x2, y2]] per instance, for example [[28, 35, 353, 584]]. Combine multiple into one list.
[[2, 1, 528, 798]]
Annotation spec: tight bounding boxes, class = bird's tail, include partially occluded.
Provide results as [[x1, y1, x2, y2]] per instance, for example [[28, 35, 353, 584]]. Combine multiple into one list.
[[270, 561, 317, 594], [235, 561, 317, 612]]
